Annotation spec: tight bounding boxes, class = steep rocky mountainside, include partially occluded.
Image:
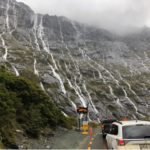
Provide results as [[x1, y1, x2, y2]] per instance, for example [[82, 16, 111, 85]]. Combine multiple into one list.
[[0, 0, 150, 121]]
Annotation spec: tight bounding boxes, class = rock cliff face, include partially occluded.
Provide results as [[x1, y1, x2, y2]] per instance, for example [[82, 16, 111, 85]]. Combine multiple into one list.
[[0, 0, 150, 120]]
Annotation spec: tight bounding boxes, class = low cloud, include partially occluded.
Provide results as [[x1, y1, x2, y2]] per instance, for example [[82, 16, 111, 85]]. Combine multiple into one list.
[[17, 0, 150, 34]]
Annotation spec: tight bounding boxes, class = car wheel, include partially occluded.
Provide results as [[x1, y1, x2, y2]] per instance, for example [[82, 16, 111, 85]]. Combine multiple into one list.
[[102, 134, 106, 138]]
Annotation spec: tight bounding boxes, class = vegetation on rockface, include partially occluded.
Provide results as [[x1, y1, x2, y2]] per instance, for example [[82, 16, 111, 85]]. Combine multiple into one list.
[[0, 66, 75, 148], [88, 121, 99, 128]]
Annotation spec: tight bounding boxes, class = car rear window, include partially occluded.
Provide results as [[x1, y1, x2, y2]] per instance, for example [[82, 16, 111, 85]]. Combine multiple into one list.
[[110, 124, 118, 135], [104, 124, 112, 131], [123, 124, 150, 139]]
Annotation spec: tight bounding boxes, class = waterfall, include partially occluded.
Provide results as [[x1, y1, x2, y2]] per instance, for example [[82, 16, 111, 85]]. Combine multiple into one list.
[[36, 16, 66, 94], [67, 78, 86, 107], [70, 99, 77, 111], [83, 82, 99, 114], [6, 0, 10, 32], [38, 15, 49, 53], [58, 19, 78, 71], [77, 33, 144, 117], [57, 60, 62, 70], [58, 19, 88, 103], [49, 64, 66, 94], [34, 58, 39, 76], [58, 20, 89, 108], [38, 16, 59, 70], [122, 88, 145, 119], [122, 88, 138, 111], [33, 14, 40, 51], [86, 59, 105, 82], [61, 111, 69, 117], [10, 0, 17, 34], [33, 58, 46, 92], [12, 66, 19, 76], [116, 70, 149, 110], [108, 85, 123, 108], [0, 33, 8, 61], [40, 82, 46, 92]]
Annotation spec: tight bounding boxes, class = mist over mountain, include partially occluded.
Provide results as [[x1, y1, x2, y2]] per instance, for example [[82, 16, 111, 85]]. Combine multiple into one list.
[[17, 0, 150, 34], [0, 0, 150, 148]]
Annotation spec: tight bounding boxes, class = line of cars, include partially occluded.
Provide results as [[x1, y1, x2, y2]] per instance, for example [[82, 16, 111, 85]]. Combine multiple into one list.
[[101, 119, 150, 149]]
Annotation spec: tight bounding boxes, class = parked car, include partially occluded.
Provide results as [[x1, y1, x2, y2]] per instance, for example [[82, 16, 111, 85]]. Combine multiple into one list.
[[106, 120, 150, 150], [101, 119, 117, 138]]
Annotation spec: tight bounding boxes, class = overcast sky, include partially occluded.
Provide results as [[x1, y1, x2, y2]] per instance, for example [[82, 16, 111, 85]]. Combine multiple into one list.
[[17, 0, 150, 33]]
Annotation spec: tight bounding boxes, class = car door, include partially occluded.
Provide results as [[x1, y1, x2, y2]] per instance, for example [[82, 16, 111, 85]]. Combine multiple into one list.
[[106, 124, 113, 148], [106, 124, 119, 149]]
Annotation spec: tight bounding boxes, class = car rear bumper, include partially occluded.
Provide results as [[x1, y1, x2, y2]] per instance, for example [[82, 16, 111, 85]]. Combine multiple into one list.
[[117, 145, 142, 150]]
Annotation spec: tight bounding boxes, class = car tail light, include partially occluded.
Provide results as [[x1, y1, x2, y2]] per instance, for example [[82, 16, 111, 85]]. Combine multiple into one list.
[[118, 139, 125, 146]]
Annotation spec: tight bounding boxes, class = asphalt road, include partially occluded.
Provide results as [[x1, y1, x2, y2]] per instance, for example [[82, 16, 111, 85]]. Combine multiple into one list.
[[51, 127, 108, 149], [90, 133, 108, 149]]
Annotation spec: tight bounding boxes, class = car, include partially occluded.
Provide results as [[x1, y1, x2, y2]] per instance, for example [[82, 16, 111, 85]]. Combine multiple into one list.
[[106, 120, 150, 150], [101, 119, 117, 138]]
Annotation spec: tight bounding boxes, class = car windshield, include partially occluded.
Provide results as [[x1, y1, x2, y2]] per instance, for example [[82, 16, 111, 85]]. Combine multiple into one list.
[[123, 124, 150, 139]]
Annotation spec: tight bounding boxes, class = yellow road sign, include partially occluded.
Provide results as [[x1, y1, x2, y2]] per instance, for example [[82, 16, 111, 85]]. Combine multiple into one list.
[[82, 124, 89, 130], [82, 131, 88, 135]]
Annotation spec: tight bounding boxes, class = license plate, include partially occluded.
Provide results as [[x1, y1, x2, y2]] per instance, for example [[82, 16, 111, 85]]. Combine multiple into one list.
[[140, 144, 150, 150]]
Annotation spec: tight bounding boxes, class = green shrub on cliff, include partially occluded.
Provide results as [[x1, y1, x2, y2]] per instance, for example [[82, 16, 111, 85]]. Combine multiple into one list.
[[0, 67, 73, 148]]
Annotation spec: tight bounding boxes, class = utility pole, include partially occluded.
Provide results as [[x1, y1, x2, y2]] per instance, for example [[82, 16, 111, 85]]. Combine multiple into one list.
[[86, 103, 89, 122]]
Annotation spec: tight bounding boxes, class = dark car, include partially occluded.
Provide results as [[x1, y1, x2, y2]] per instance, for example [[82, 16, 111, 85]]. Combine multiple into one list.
[[101, 119, 117, 138]]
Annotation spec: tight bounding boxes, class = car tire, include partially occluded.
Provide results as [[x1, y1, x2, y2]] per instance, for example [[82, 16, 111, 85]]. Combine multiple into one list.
[[102, 134, 106, 138]]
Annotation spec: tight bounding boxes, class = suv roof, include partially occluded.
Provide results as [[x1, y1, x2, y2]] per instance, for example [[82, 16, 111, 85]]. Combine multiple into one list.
[[113, 120, 150, 126]]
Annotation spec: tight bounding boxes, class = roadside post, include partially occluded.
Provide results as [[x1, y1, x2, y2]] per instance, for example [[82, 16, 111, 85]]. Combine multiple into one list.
[[77, 106, 88, 133], [89, 127, 93, 141], [82, 121, 89, 134]]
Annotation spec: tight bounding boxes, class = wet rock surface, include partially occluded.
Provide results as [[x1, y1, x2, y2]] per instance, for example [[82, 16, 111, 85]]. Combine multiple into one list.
[[0, 0, 150, 123]]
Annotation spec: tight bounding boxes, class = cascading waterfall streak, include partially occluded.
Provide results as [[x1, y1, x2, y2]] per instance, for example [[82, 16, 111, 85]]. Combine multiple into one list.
[[80, 39, 144, 117], [0, 33, 8, 61], [12, 65, 19, 76], [33, 14, 41, 51], [37, 15, 66, 94], [33, 57, 46, 92], [6, 0, 10, 32], [49, 64, 66, 94], [58, 19, 88, 108], [67, 78, 86, 107]]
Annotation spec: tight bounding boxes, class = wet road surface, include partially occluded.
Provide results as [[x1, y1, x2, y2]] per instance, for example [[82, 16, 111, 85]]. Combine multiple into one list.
[[90, 133, 108, 149], [51, 128, 108, 149]]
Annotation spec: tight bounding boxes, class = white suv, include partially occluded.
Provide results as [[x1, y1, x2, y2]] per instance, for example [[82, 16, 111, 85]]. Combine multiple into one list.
[[106, 120, 150, 150]]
